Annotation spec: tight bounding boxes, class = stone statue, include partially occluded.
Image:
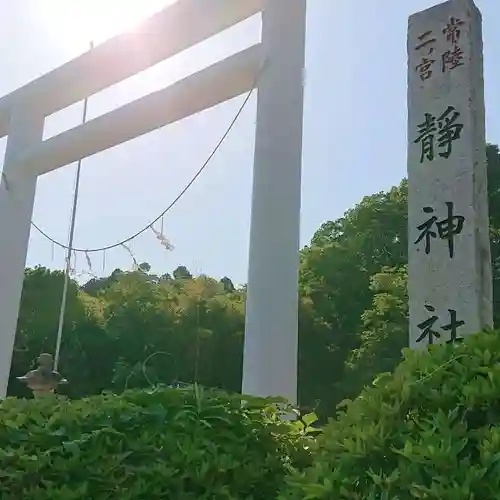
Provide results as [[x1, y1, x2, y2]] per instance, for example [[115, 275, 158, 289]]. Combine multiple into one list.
[[17, 353, 67, 397]]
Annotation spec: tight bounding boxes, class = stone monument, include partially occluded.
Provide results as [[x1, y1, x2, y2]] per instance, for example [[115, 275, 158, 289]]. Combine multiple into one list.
[[407, 0, 493, 349], [17, 353, 67, 398]]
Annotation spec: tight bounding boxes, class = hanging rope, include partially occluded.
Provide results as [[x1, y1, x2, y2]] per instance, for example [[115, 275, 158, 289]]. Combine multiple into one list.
[[53, 41, 94, 371], [1, 58, 265, 257], [50, 61, 263, 370], [29, 79, 259, 253], [0, 54, 266, 373]]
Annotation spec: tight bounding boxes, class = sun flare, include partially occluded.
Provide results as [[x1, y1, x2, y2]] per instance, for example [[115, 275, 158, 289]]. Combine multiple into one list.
[[42, 0, 176, 47]]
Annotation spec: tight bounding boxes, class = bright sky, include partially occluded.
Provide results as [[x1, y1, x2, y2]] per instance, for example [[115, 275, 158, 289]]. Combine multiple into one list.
[[0, 0, 499, 284]]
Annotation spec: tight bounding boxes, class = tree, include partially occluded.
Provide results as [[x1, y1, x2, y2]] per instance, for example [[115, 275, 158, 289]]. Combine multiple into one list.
[[298, 181, 408, 414], [342, 144, 500, 399], [9, 264, 247, 399], [9, 266, 109, 397], [138, 262, 151, 273], [8, 145, 500, 421], [173, 265, 192, 280], [220, 276, 235, 293], [298, 145, 500, 412], [345, 266, 408, 397], [81, 268, 123, 296]]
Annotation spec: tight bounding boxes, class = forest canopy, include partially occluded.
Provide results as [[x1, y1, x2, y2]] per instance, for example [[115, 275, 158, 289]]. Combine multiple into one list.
[[9, 144, 500, 417]]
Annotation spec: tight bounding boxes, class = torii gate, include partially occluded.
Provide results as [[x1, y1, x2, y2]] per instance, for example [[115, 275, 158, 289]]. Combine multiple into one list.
[[0, 0, 306, 402]]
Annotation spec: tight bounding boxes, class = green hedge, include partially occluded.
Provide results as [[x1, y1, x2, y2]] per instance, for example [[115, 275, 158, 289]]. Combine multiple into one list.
[[0, 385, 312, 499], [281, 330, 500, 499]]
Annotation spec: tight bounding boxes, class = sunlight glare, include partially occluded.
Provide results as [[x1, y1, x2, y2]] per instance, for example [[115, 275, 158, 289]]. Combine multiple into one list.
[[44, 0, 176, 47]]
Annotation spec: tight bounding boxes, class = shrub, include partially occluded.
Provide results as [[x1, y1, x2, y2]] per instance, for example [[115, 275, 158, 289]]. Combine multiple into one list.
[[281, 330, 500, 499], [0, 385, 312, 499]]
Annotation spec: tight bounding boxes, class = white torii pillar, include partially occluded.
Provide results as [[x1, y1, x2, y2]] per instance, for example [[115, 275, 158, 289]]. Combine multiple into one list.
[[0, 0, 307, 401], [243, 0, 307, 405], [0, 107, 45, 398]]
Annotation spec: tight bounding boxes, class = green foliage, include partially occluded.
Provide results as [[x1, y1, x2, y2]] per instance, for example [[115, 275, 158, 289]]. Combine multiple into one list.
[[8, 267, 246, 398], [281, 329, 500, 499], [328, 144, 500, 407], [0, 386, 313, 499], [345, 265, 408, 396], [8, 145, 500, 419], [298, 180, 408, 414]]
